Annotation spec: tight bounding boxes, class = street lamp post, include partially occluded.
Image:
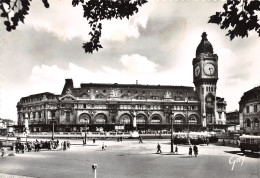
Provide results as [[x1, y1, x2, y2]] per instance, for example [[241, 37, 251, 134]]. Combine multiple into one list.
[[186, 98, 191, 145], [84, 118, 87, 146], [51, 117, 56, 141], [170, 112, 174, 153], [52, 121, 54, 140]]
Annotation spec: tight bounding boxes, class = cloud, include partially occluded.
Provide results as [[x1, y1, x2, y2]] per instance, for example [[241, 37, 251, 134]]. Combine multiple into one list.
[[102, 12, 149, 41], [25, 1, 149, 42], [120, 54, 158, 74], [29, 54, 158, 83]]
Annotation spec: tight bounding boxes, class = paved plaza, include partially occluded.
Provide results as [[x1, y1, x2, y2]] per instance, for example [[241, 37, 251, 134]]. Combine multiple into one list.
[[0, 138, 259, 178]]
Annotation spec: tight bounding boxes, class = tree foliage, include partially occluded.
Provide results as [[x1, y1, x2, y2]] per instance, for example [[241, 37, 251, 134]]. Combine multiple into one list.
[[209, 0, 260, 40], [0, 0, 147, 53]]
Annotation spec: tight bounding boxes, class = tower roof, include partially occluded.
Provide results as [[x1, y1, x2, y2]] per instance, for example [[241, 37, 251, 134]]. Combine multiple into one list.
[[196, 32, 214, 57]]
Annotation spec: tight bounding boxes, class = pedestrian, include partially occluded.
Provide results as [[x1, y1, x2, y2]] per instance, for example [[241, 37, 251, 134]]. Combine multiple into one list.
[[222, 139, 225, 146], [67, 141, 70, 149], [102, 142, 106, 151], [206, 138, 209, 146], [189, 146, 192, 157], [82, 139, 85, 146], [63, 141, 67, 151], [236, 139, 240, 147], [175, 146, 178, 154], [157, 143, 161, 153], [20, 143, 24, 154], [193, 145, 198, 157], [93, 138, 95, 144], [15, 142, 20, 153], [139, 136, 143, 144], [1, 147, 5, 158]]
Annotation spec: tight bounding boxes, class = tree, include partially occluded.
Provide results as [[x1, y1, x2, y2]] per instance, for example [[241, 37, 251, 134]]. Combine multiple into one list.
[[209, 0, 260, 40], [0, 0, 147, 53]]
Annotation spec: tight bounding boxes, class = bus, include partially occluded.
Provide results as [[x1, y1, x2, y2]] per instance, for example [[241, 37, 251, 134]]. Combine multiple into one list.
[[173, 132, 218, 145], [240, 135, 260, 153]]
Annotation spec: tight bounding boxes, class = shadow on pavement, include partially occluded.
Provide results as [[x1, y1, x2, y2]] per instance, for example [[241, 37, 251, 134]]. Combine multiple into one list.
[[224, 151, 260, 159], [161, 153, 185, 156], [178, 156, 198, 158]]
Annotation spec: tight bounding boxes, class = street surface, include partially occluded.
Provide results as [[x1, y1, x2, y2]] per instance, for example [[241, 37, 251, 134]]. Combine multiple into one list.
[[0, 138, 259, 178]]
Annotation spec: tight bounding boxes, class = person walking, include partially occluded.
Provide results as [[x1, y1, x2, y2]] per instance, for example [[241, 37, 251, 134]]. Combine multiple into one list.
[[157, 143, 161, 153], [193, 145, 198, 157], [63, 141, 67, 151], [175, 146, 178, 154], [67, 141, 70, 149], [1, 147, 5, 158], [20, 143, 24, 154], [189, 146, 192, 157], [102, 142, 106, 151], [139, 136, 143, 144]]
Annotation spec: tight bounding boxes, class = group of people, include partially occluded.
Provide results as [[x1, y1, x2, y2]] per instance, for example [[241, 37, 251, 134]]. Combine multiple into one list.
[[189, 145, 198, 157], [60, 140, 70, 151], [117, 137, 124, 142], [14, 139, 70, 153], [156, 143, 198, 157]]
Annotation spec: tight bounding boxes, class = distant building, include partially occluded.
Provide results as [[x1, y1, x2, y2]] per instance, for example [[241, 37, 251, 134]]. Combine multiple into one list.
[[226, 110, 240, 131], [16, 32, 227, 133], [239, 86, 260, 135], [216, 97, 227, 125], [0, 118, 14, 135]]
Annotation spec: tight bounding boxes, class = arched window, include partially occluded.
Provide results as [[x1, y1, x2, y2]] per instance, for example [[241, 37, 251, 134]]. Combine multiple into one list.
[[120, 115, 131, 124], [79, 113, 90, 124], [174, 115, 184, 124], [206, 94, 214, 106], [151, 116, 161, 124], [189, 115, 198, 124], [95, 114, 106, 124], [137, 115, 146, 124]]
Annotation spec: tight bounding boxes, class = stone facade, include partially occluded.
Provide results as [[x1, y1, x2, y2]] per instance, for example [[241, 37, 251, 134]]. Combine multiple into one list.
[[16, 32, 227, 133], [239, 86, 260, 135]]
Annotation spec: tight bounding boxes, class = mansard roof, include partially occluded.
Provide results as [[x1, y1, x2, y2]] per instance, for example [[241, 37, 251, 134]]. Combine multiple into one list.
[[239, 86, 260, 104]]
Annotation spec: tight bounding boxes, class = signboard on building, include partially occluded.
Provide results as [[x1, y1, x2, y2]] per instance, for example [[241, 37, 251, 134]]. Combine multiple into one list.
[[115, 125, 124, 130]]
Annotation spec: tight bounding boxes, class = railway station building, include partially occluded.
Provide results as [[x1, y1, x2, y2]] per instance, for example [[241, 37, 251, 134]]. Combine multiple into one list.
[[16, 32, 227, 133]]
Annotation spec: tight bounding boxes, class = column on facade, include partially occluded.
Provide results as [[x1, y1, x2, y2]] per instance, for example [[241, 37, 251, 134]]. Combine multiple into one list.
[[48, 110, 52, 120], [35, 112, 39, 121]]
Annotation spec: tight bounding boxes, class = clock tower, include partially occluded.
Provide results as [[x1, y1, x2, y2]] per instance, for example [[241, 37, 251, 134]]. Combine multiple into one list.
[[193, 32, 218, 128]]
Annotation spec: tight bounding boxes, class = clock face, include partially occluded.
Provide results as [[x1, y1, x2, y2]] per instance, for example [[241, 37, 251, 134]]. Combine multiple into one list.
[[194, 65, 200, 77], [204, 63, 215, 75]]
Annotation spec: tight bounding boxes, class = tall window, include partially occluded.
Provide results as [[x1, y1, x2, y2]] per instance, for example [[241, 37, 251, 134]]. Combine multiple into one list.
[[253, 118, 259, 128], [66, 112, 70, 122], [246, 106, 249, 113], [206, 96, 213, 105], [254, 105, 257, 113], [246, 119, 251, 128]]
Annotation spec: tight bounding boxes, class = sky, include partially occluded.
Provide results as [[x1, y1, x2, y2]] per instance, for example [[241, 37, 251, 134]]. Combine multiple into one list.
[[0, 0, 259, 122]]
